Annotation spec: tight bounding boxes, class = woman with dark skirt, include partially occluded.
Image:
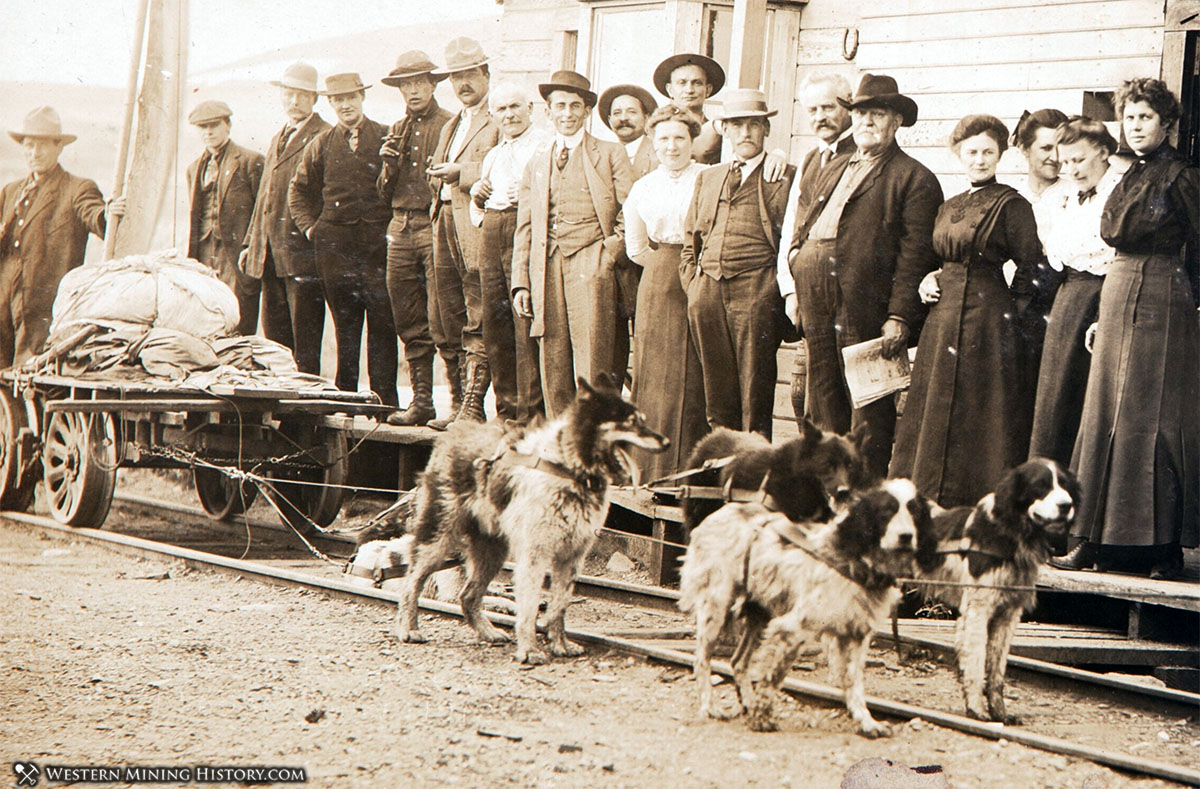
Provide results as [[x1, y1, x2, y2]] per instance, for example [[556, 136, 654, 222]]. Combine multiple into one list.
[[1028, 117, 1120, 466], [890, 114, 1045, 508], [622, 105, 708, 479], [1051, 79, 1199, 580]]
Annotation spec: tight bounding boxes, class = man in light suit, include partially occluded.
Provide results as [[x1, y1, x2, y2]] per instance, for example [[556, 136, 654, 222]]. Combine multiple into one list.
[[240, 62, 330, 374], [186, 100, 265, 337], [597, 84, 658, 180], [424, 37, 500, 428], [512, 70, 636, 417], [680, 89, 797, 439]]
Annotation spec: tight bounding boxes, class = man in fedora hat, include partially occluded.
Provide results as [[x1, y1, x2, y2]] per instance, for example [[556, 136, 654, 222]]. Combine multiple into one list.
[[787, 73, 942, 477], [0, 105, 120, 366], [288, 72, 399, 406], [423, 36, 500, 429], [511, 70, 636, 417], [240, 62, 330, 374], [680, 89, 796, 438], [376, 50, 454, 426], [186, 100, 265, 337], [597, 84, 658, 180]]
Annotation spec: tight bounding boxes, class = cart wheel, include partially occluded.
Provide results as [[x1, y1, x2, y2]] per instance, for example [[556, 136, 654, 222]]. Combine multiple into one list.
[[267, 427, 347, 535], [193, 466, 258, 520], [0, 389, 36, 512], [41, 412, 118, 528]]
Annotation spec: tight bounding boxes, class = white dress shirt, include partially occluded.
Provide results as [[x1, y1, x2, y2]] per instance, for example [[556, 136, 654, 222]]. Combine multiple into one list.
[[440, 100, 486, 201], [469, 124, 552, 226], [622, 162, 706, 258], [1039, 166, 1121, 276]]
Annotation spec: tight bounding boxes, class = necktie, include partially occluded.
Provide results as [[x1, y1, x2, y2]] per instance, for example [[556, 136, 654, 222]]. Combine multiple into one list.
[[556, 143, 570, 171], [726, 160, 744, 200], [348, 127, 360, 154], [1077, 186, 1097, 205], [277, 124, 296, 156], [819, 147, 833, 169], [202, 155, 219, 190]]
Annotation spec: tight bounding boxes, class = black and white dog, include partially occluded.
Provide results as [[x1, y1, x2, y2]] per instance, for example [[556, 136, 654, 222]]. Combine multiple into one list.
[[395, 376, 668, 664]]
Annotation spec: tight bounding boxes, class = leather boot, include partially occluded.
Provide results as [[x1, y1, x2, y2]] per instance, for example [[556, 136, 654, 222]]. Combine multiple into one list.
[[1048, 539, 1097, 571], [427, 355, 464, 431], [1149, 543, 1184, 581], [456, 360, 491, 424], [388, 359, 436, 426]]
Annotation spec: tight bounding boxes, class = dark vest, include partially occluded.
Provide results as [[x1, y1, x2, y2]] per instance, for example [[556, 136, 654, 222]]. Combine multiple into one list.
[[548, 144, 603, 258], [700, 165, 773, 279], [320, 119, 390, 225], [386, 104, 453, 212]]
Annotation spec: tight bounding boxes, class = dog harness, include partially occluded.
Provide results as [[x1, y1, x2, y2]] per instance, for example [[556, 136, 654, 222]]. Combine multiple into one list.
[[766, 517, 895, 591], [479, 446, 607, 492], [934, 536, 1007, 562], [345, 563, 409, 584]]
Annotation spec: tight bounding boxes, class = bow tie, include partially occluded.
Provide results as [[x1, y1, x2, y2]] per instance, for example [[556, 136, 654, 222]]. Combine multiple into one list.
[[1077, 186, 1097, 204]]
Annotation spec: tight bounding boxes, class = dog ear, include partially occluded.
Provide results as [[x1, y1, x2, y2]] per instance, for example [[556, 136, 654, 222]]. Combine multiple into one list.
[[991, 465, 1024, 523], [577, 377, 596, 398], [848, 423, 871, 455], [801, 417, 824, 444], [913, 495, 941, 573]]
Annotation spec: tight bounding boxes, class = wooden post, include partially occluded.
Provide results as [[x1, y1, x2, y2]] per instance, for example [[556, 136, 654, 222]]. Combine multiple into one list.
[[728, 0, 768, 89], [103, 0, 150, 260]]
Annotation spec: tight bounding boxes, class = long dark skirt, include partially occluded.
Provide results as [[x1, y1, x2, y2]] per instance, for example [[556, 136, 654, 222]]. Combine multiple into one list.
[[890, 261, 1032, 508], [1028, 271, 1103, 466], [630, 243, 707, 479], [1070, 252, 1200, 548]]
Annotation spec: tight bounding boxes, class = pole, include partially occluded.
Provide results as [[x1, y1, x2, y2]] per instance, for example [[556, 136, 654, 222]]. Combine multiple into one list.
[[103, 0, 151, 260]]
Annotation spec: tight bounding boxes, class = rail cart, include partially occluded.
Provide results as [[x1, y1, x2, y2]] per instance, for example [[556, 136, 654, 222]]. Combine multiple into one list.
[[0, 370, 390, 531]]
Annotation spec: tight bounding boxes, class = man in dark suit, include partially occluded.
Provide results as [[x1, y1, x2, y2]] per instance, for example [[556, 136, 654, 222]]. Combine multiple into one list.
[[377, 50, 454, 426], [288, 73, 398, 406], [788, 74, 943, 477], [424, 37, 500, 428], [240, 62, 329, 374], [680, 89, 797, 439], [0, 106, 117, 366], [186, 100, 265, 337], [511, 70, 636, 417], [597, 84, 658, 180]]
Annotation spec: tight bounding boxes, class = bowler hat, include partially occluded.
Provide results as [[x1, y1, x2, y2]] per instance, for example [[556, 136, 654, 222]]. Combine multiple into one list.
[[714, 89, 777, 122], [652, 53, 726, 98], [8, 105, 76, 144], [270, 62, 319, 93], [596, 84, 657, 129], [838, 74, 918, 127], [188, 100, 232, 126], [320, 73, 371, 97], [433, 37, 489, 76], [538, 70, 597, 108], [381, 50, 447, 87]]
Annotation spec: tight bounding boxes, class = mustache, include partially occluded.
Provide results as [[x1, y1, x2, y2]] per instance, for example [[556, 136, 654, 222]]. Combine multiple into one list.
[[612, 121, 634, 129]]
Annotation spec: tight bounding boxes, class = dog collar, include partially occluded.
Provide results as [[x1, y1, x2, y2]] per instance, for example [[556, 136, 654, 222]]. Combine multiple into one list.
[[935, 536, 1007, 561], [345, 564, 409, 586], [495, 448, 607, 492], [769, 518, 895, 591]]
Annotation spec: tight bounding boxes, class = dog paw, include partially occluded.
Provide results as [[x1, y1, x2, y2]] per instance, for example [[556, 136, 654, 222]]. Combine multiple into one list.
[[745, 714, 778, 733], [398, 629, 428, 644], [710, 706, 744, 722], [965, 707, 993, 722], [549, 640, 584, 658], [477, 628, 512, 645], [516, 648, 549, 665], [858, 720, 893, 739]]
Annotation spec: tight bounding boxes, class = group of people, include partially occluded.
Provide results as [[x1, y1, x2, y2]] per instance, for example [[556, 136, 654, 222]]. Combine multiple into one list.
[[0, 39, 1195, 579]]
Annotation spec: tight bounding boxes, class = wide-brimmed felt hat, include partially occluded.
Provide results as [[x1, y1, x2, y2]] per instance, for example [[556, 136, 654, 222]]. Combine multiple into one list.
[[652, 53, 726, 98], [188, 100, 232, 126], [382, 50, 447, 87], [838, 73, 918, 127], [596, 84, 657, 129], [321, 73, 371, 97], [9, 105, 77, 144], [432, 37, 489, 76], [270, 62, 319, 93], [714, 89, 777, 122], [538, 70, 597, 108]]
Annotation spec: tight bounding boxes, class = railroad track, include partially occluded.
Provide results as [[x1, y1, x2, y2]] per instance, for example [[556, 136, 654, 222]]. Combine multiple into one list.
[[3, 496, 1198, 785]]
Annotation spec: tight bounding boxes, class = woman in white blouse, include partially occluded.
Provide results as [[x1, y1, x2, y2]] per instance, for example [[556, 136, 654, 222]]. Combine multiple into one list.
[[623, 105, 708, 478], [1028, 117, 1120, 466]]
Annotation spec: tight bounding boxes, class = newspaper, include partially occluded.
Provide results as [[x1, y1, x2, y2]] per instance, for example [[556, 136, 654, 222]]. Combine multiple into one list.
[[840, 337, 913, 409]]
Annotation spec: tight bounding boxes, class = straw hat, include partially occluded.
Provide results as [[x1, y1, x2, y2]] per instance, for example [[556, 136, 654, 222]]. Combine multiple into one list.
[[714, 89, 777, 122], [270, 62, 319, 93]]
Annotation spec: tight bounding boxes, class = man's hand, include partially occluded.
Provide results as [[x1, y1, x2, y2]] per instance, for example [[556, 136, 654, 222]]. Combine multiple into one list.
[[427, 162, 462, 183], [762, 148, 789, 182], [1084, 321, 1098, 354], [473, 177, 493, 208], [784, 293, 799, 328], [513, 288, 533, 319], [880, 318, 910, 360], [238, 248, 250, 271], [106, 196, 127, 221], [918, 269, 942, 304], [305, 226, 315, 241], [379, 140, 401, 161]]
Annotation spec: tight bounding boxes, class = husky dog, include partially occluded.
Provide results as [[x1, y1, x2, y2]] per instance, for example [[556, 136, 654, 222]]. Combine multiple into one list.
[[396, 376, 668, 664]]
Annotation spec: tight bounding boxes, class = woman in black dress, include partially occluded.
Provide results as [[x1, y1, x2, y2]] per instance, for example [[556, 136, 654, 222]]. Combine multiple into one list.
[[890, 115, 1045, 508], [1051, 79, 1199, 579]]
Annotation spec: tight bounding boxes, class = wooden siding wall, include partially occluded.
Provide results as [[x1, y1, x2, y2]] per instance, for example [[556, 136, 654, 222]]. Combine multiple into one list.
[[496, 0, 582, 94]]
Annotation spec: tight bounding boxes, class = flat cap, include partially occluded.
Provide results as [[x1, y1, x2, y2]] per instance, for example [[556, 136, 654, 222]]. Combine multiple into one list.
[[188, 100, 232, 125]]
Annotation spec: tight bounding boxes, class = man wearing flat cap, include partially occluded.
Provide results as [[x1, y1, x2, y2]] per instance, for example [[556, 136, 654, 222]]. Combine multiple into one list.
[[423, 37, 500, 429], [289, 73, 399, 406], [0, 106, 119, 367], [240, 62, 330, 374], [680, 89, 796, 439], [787, 73, 943, 477], [598, 84, 658, 180], [511, 70, 636, 417], [186, 100, 265, 337], [376, 51, 454, 426]]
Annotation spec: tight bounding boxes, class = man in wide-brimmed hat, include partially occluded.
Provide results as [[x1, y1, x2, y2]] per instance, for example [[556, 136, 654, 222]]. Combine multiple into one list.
[[423, 37, 500, 429], [679, 89, 796, 438], [786, 73, 942, 477], [185, 100, 264, 337], [0, 106, 120, 366], [511, 70, 636, 417], [653, 53, 725, 165], [288, 72, 399, 406], [597, 84, 658, 180], [240, 62, 330, 375], [376, 50, 455, 426]]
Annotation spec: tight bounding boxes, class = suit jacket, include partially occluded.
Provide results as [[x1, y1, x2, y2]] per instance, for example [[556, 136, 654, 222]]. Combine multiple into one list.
[[187, 140, 265, 273], [511, 132, 635, 337], [242, 113, 330, 279], [429, 105, 499, 268], [789, 141, 943, 333], [0, 165, 106, 354], [630, 135, 658, 181], [680, 159, 797, 288]]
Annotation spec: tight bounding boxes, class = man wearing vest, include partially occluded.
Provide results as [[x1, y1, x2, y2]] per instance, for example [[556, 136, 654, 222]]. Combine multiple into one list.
[[240, 62, 330, 375], [511, 70, 636, 417], [288, 73, 399, 406], [680, 89, 797, 439], [186, 100, 264, 337], [376, 51, 454, 426], [424, 37, 500, 429]]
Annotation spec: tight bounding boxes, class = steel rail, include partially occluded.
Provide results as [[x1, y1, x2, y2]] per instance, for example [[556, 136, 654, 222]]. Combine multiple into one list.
[[3, 511, 1197, 785]]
